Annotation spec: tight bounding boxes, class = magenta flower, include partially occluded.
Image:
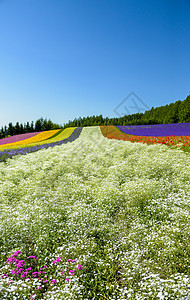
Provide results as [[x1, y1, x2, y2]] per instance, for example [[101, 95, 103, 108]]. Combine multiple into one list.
[[65, 278, 69, 282], [38, 271, 41, 275], [69, 270, 75, 274], [13, 251, 21, 256], [78, 265, 83, 270], [52, 260, 56, 264], [28, 256, 37, 259], [7, 256, 17, 264], [26, 267, 32, 271], [16, 269, 23, 275], [10, 269, 15, 275], [32, 272, 38, 278], [43, 265, 47, 269], [52, 279, 57, 284], [56, 257, 61, 262], [43, 280, 48, 283], [21, 271, 28, 278], [62, 270, 65, 275]]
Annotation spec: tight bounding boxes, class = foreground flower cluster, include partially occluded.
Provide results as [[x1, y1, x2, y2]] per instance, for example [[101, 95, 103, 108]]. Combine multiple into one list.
[[1, 250, 83, 299], [0, 126, 190, 299]]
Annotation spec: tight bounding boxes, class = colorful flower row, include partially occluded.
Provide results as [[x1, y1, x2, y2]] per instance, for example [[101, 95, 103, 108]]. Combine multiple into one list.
[[117, 122, 190, 137], [0, 132, 41, 145], [0, 129, 60, 148], [0, 127, 83, 162], [100, 125, 190, 151], [0, 127, 76, 151]]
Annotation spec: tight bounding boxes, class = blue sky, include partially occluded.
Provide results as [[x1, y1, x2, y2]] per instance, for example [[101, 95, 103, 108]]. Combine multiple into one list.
[[0, 0, 190, 127]]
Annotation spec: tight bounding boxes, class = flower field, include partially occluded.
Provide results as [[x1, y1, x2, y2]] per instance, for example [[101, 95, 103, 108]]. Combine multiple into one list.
[[0, 126, 190, 299], [0, 130, 60, 149], [117, 123, 190, 137], [101, 125, 190, 152], [0, 128, 82, 162], [0, 132, 41, 146]]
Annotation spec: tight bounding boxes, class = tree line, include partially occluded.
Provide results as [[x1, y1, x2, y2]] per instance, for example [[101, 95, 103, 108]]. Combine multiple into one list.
[[0, 118, 62, 139], [64, 95, 190, 128], [1, 95, 190, 139]]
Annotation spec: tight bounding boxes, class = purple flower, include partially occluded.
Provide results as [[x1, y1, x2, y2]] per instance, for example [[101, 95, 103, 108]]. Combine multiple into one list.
[[56, 257, 61, 262], [13, 251, 21, 257], [10, 269, 15, 275], [21, 271, 28, 278], [26, 267, 32, 271], [78, 265, 83, 270], [28, 256, 37, 259], [32, 272, 38, 278], [52, 279, 57, 284], [69, 270, 75, 274]]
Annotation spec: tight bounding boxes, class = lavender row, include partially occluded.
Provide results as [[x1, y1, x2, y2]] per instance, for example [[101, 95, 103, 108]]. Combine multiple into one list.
[[117, 123, 190, 137], [0, 127, 83, 162]]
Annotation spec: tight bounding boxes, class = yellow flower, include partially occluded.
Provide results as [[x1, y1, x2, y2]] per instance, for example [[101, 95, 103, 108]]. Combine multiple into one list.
[[0, 130, 59, 148]]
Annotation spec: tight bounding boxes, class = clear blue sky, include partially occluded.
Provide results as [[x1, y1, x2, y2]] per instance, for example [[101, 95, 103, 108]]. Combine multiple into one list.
[[0, 0, 190, 127]]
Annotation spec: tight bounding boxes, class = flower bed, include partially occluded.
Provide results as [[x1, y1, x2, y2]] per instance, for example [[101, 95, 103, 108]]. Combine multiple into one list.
[[117, 123, 190, 137], [101, 125, 190, 151], [0, 130, 60, 149], [0, 132, 41, 145], [0, 127, 82, 162]]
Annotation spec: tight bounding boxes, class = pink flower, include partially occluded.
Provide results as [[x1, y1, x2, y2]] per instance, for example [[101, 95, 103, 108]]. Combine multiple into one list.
[[38, 271, 41, 275], [26, 267, 32, 271], [13, 251, 21, 257], [43, 280, 48, 283], [28, 256, 37, 259], [32, 272, 38, 278], [16, 268, 23, 275], [21, 272, 28, 278], [11, 269, 15, 275], [56, 257, 61, 262], [69, 270, 75, 275], [43, 265, 47, 269], [52, 260, 56, 264], [62, 270, 65, 275], [65, 278, 69, 282], [52, 279, 57, 284], [78, 265, 83, 270]]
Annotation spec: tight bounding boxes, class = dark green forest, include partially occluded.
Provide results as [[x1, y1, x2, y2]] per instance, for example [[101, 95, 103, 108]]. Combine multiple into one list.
[[1, 95, 190, 139], [64, 94, 190, 127]]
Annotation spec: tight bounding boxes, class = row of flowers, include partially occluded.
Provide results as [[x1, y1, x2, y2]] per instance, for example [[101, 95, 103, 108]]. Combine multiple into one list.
[[0, 127, 83, 162], [101, 125, 190, 150], [0, 132, 41, 146], [117, 122, 190, 137], [0, 130, 60, 148]]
